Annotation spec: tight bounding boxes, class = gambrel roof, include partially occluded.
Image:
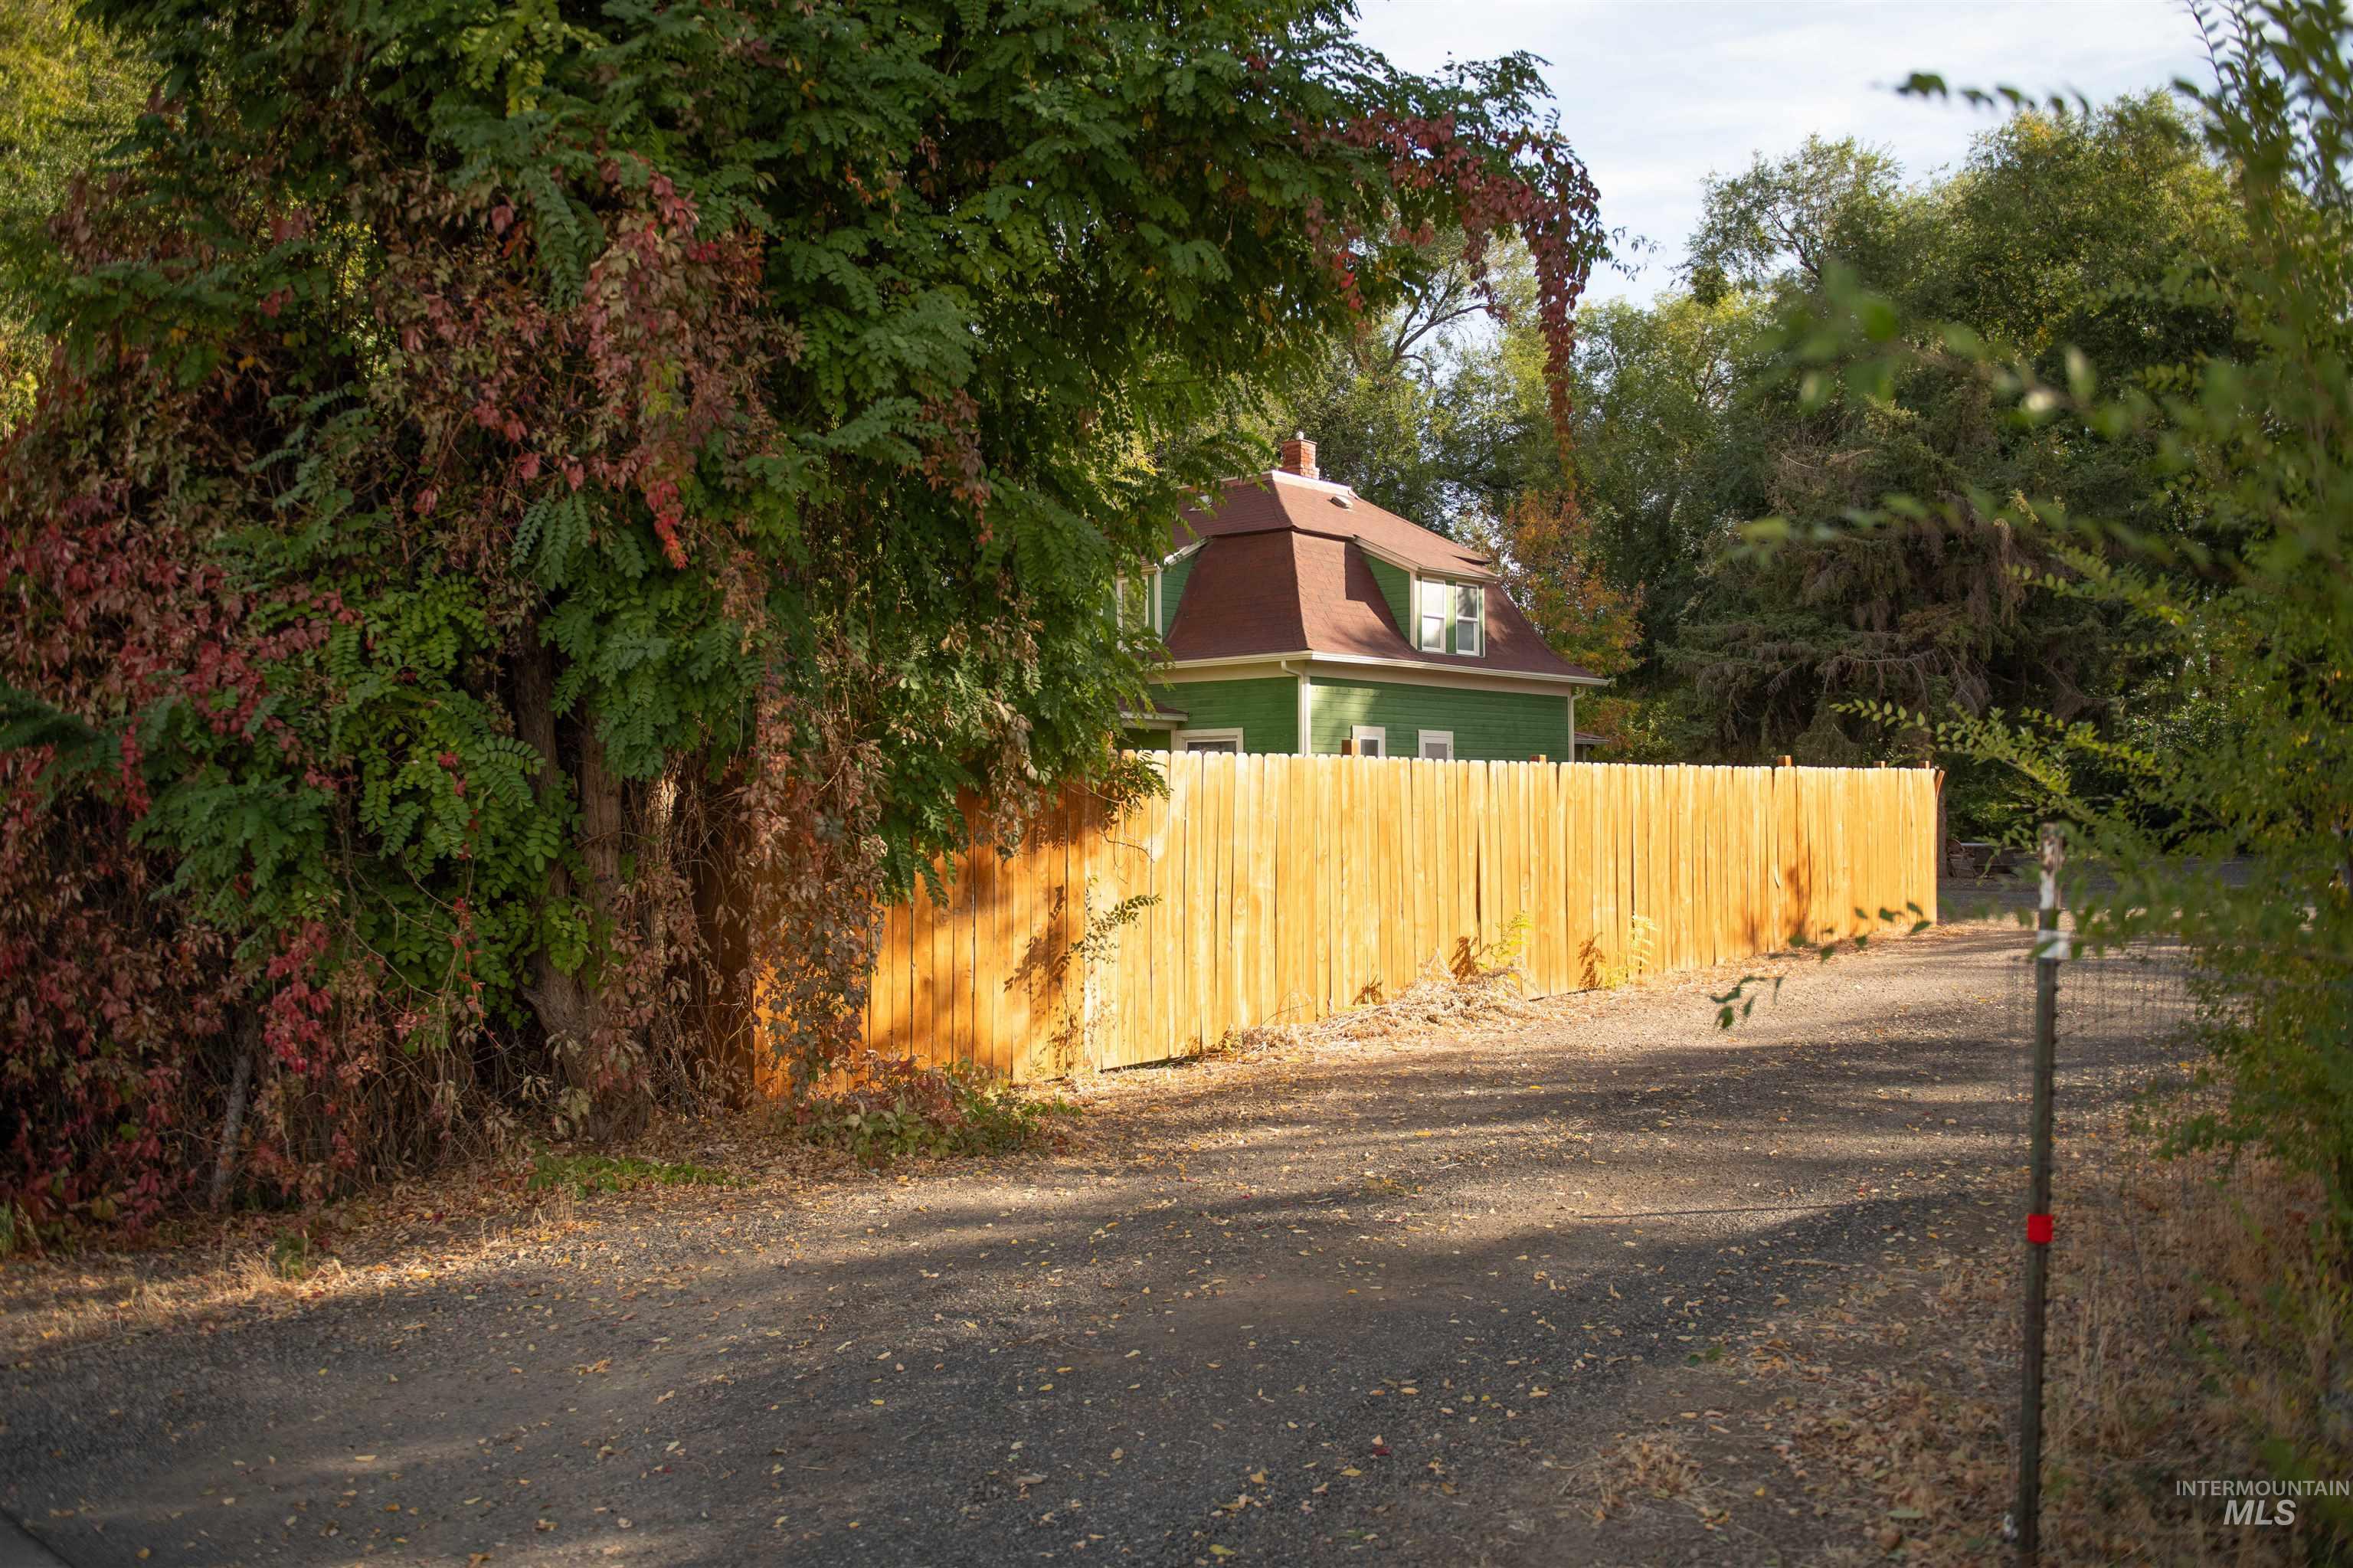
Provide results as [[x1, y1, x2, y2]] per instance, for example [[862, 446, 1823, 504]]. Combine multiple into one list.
[[1161, 470, 1602, 684]]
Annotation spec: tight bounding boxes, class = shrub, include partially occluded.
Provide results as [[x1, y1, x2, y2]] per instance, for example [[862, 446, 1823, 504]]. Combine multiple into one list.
[[1781, 0, 2353, 1545]]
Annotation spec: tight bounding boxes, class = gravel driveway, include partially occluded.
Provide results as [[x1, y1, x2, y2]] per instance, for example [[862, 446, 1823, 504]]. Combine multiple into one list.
[[2, 912, 2148, 1568]]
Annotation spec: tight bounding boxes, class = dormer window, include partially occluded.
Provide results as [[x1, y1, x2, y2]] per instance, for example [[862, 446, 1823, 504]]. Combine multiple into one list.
[[1114, 569, 1161, 634], [1454, 583, 1483, 656], [1417, 578, 1448, 653], [1415, 578, 1484, 656]]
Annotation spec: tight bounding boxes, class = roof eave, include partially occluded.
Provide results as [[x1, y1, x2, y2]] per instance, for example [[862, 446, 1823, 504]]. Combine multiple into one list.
[[1163, 650, 1608, 688]]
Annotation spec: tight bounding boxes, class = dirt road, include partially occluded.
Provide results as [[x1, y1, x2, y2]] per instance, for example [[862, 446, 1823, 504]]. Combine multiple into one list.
[[2, 914, 2155, 1567]]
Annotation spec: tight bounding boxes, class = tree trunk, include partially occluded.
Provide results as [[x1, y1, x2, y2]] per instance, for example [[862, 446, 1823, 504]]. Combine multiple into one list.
[[513, 633, 645, 1138], [514, 635, 594, 1043], [687, 770, 758, 1100], [208, 1016, 258, 1209]]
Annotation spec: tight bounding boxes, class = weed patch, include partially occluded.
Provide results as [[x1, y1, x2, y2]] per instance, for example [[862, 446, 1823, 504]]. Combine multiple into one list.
[[267, 1231, 314, 1281], [525, 1150, 739, 1199], [797, 1056, 1078, 1164]]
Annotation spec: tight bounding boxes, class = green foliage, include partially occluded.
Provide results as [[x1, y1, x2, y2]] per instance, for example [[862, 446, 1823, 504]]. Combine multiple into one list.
[[1687, 136, 1910, 303], [1257, 235, 1556, 532], [797, 1059, 1079, 1164], [1472, 910, 1533, 979], [1778, 0, 2353, 1530], [525, 1149, 736, 1198], [1664, 99, 2240, 777], [1072, 889, 1159, 968], [0, 0, 1604, 1226], [1265, 102, 2238, 782], [1566, 290, 1776, 649]]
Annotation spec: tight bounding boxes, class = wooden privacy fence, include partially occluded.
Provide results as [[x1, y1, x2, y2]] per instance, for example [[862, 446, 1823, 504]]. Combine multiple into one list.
[[777, 756, 1939, 1085]]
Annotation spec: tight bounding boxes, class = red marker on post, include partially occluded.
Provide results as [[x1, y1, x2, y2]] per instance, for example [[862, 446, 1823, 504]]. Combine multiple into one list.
[[2012, 824, 2065, 1565]]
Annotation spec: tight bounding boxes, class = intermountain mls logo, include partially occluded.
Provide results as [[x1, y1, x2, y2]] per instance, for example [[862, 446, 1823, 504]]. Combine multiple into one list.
[[2178, 1478, 2351, 1526]]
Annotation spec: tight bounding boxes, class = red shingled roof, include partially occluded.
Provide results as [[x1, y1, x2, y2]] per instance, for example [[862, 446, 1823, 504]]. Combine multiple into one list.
[[1173, 472, 1496, 579], [1162, 472, 1599, 683]]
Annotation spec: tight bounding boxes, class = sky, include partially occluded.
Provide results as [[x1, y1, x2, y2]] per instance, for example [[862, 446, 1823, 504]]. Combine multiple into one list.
[[1349, 0, 2218, 303]]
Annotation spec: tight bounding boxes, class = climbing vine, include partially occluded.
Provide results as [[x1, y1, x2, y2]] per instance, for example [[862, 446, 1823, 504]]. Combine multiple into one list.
[[0, 0, 1607, 1236]]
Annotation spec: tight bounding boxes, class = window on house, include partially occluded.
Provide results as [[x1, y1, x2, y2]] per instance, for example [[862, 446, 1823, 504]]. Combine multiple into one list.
[[1350, 725, 1386, 758], [1114, 571, 1157, 632], [1177, 728, 1242, 753], [1417, 578, 1448, 653], [1419, 731, 1454, 761], [1454, 583, 1484, 656]]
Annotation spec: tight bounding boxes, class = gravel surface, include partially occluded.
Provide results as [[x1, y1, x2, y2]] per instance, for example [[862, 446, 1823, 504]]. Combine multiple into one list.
[[0, 912, 2166, 1567]]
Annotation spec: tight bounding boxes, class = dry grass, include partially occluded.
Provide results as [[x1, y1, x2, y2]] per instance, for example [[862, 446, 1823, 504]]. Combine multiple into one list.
[[1530, 1062, 2351, 1567], [1576, 1429, 1726, 1526], [1756, 1095, 2345, 1566], [1194, 957, 1546, 1064]]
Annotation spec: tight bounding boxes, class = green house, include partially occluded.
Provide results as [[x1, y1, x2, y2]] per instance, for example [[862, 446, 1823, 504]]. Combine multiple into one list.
[[1121, 437, 1607, 759]]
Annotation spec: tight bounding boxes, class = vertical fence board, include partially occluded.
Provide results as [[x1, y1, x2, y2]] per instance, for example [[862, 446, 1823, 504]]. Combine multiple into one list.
[[1146, 771, 1180, 1066], [995, 821, 1021, 1078], [1248, 755, 1275, 1027], [1533, 763, 1560, 991], [1560, 764, 1590, 989]]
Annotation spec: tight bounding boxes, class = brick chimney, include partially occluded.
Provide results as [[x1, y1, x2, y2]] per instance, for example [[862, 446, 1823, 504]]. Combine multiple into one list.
[[1278, 431, 1318, 480]]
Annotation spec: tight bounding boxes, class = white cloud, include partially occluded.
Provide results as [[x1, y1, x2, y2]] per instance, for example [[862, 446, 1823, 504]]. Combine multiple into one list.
[[1349, 0, 2217, 300]]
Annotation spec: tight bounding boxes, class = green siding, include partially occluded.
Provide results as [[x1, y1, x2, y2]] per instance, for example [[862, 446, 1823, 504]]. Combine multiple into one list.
[[1120, 728, 1172, 751], [1153, 676, 1298, 752], [1307, 677, 1568, 761], [1366, 556, 1412, 637], [1159, 552, 1199, 633]]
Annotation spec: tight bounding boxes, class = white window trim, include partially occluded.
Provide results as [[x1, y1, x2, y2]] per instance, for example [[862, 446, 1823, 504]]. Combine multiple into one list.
[[1114, 568, 1167, 634], [1350, 724, 1386, 758], [1175, 727, 1243, 753], [1415, 577, 1448, 654], [1418, 730, 1455, 761], [1454, 582, 1484, 657]]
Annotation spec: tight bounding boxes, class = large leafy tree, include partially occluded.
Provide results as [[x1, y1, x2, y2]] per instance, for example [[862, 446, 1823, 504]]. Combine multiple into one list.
[[0, 0, 1605, 1226], [1795, 1, 2351, 1521], [1255, 242, 1643, 710], [1593, 101, 2237, 800], [1685, 134, 1908, 302], [1245, 99, 2240, 789]]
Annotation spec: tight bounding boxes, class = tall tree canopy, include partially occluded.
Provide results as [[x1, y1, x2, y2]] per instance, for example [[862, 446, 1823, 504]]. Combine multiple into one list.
[[1281, 92, 2240, 787], [1804, 13, 2353, 1510], [1662, 97, 2237, 803], [0, 0, 1605, 1228]]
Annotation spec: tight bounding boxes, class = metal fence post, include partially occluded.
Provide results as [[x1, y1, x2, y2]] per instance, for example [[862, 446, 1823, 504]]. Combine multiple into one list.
[[2014, 822, 2065, 1563]]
